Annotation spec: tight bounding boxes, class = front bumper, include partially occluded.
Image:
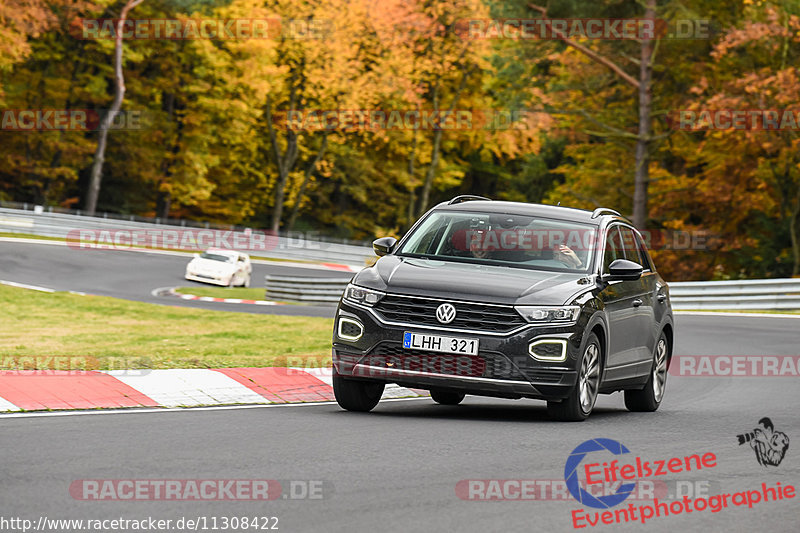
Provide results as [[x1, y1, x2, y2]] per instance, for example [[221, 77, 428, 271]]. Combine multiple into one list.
[[332, 300, 586, 401], [185, 271, 231, 286]]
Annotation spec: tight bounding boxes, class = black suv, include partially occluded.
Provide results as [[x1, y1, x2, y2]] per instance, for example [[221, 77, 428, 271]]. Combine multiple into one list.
[[332, 197, 673, 421]]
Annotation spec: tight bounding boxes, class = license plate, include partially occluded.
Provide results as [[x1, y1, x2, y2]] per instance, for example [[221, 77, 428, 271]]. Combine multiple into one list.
[[403, 332, 479, 355]]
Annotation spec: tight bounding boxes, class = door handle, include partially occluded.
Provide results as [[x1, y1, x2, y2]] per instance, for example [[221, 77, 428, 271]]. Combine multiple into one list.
[[632, 298, 643, 307], [657, 294, 667, 303]]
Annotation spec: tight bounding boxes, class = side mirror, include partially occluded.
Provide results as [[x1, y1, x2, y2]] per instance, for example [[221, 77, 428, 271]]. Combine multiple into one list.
[[605, 259, 643, 281], [372, 237, 398, 257]]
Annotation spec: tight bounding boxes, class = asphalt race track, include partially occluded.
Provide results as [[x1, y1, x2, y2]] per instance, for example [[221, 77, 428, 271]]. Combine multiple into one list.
[[0, 239, 351, 316], [1, 239, 798, 532]]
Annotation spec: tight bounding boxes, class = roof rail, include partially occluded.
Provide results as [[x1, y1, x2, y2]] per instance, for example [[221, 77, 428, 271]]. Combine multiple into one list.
[[591, 207, 621, 219], [448, 195, 491, 205]]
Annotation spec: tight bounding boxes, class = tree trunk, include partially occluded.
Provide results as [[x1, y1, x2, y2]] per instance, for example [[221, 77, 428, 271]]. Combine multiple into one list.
[[265, 94, 299, 233], [286, 134, 328, 232], [407, 129, 418, 227], [791, 189, 800, 277], [156, 193, 171, 220], [632, 0, 655, 230], [85, 0, 144, 215], [157, 90, 179, 220], [416, 66, 471, 217], [418, 128, 442, 218], [265, 64, 302, 233], [269, 131, 297, 233]]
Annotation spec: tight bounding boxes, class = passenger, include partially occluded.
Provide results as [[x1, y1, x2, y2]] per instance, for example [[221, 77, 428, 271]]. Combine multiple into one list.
[[553, 244, 583, 268]]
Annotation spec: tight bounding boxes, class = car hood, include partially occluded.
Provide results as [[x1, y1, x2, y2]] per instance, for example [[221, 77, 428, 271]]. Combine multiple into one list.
[[352, 256, 595, 305], [189, 258, 235, 272]]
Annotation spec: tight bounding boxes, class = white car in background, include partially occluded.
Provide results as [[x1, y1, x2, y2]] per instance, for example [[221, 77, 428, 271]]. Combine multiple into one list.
[[185, 248, 252, 287]]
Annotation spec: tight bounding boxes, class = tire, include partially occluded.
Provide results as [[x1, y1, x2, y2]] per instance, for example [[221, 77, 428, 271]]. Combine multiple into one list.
[[242, 274, 251, 288], [547, 332, 601, 422], [430, 389, 465, 405], [333, 367, 384, 412], [625, 332, 668, 412], [226, 275, 235, 288]]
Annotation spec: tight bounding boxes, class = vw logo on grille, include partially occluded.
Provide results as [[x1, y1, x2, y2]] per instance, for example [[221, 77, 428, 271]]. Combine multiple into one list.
[[435, 303, 457, 324]]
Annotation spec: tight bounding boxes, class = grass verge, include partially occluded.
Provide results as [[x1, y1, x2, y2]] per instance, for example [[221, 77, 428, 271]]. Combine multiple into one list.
[[0, 231, 66, 243], [0, 284, 332, 369], [174, 286, 268, 300]]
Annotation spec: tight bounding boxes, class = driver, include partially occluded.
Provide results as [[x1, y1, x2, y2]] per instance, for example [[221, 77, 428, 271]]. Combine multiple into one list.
[[467, 218, 492, 259], [469, 236, 490, 259]]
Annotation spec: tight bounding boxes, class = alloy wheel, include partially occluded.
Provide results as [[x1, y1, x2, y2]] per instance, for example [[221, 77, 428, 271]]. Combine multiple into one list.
[[579, 343, 600, 413], [652, 338, 668, 402]]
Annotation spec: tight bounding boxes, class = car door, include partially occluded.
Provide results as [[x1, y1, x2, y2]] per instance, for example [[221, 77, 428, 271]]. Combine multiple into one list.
[[618, 226, 657, 377], [598, 225, 645, 382]]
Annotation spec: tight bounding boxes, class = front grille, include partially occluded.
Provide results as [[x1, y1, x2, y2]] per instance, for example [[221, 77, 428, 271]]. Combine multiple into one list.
[[365, 343, 525, 381], [374, 295, 526, 333]]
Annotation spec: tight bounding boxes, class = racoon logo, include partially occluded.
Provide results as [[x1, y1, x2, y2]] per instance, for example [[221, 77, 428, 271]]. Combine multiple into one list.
[[736, 417, 789, 467]]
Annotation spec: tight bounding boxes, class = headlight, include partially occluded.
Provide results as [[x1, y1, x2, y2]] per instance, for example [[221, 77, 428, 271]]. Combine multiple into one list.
[[515, 305, 580, 324], [343, 284, 385, 306]]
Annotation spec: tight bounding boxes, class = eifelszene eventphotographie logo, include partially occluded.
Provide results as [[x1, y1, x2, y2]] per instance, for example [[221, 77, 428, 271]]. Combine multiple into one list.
[[565, 437, 795, 528]]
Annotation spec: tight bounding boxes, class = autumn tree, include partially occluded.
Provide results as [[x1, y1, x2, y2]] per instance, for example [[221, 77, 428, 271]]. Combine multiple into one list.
[[658, 1, 800, 278]]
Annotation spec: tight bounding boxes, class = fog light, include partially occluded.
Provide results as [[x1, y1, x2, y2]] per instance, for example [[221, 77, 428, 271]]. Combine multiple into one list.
[[528, 339, 567, 362], [337, 317, 364, 341]]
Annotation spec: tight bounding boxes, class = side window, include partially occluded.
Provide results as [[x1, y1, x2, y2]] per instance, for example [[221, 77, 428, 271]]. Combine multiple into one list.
[[634, 232, 653, 271], [618, 226, 643, 266], [602, 226, 624, 273]]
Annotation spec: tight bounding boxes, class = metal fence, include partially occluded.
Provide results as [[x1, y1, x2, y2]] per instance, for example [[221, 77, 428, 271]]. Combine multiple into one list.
[[3, 204, 798, 310], [263, 275, 800, 310], [0, 206, 375, 265], [669, 278, 800, 310], [265, 276, 351, 305]]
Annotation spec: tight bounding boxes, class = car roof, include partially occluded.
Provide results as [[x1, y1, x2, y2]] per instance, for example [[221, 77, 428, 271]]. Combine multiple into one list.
[[205, 248, 241, 256], [433, 200, 609, 224]]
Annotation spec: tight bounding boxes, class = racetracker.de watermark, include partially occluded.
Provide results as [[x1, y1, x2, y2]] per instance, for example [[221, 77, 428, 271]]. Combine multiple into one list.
[[0, 109, 143, 131], [64, 229, 344, 253], [456, 479, 719, 501], [69, 479, 330, 501], [670, 355, 800, 377], [66, 229, 278, 252], [271, 109, 548, 131], [73, 18, 333, 40], [458, 18, 710, 40], [668, 109, 800, 130], [0, 356, 150, 375], [449, 228, 709, 253]]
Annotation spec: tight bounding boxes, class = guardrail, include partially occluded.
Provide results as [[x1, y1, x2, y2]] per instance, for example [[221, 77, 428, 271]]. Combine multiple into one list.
[[265, 275, 350, 305], [262, 275, 800, 310], [0, 206, 375, 265], [4, 203, 796, 310], [669, 278, 800, 310]]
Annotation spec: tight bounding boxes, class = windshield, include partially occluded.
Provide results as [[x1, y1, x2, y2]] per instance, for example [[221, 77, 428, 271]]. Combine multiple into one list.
[[200, 252, 234, 263], [398, 210, 598, 273]]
